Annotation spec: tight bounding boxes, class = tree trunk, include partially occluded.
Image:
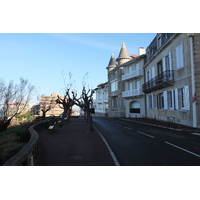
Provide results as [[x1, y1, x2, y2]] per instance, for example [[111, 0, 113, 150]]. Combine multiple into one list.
[[60, 109, 67, 127], [87, 112, 94, 132], [67, 109, 71, 123], [0, 119, 12, 132], [42, 111, 46, 120]]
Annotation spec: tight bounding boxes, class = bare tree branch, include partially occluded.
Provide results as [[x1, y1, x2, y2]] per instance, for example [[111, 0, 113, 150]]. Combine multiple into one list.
[[0, 78, 35, 132]]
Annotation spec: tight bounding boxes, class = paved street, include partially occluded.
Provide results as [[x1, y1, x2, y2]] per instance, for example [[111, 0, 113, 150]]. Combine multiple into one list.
[[93, 117, 200, 166]]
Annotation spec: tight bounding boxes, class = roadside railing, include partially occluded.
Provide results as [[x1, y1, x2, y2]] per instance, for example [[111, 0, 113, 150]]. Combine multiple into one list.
[[3, 121, 43, 166]]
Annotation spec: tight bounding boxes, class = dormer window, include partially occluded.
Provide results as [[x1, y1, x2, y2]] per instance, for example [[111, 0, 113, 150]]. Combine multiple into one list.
[[157, 35, 161, 49]]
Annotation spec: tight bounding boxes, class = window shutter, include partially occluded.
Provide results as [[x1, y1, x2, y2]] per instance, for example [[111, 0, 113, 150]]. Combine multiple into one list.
[[176, 44, 184, 69], [171, 89, 174, 110], [180, 44, 184, 68], [175, 88, 179, 110], [176, 46, 180, 69], [162, 57, 166, 71], [149, 69, 151, 79], [146, 95, 149, 109], [129, 82, 132, 91], [146, 71, 149, 82], [151, 66, 155, 78], [163, 91, 168, 109], [168, 52, 172, 70], [184, 85, 190, 110], [136, 81, 140, 89]]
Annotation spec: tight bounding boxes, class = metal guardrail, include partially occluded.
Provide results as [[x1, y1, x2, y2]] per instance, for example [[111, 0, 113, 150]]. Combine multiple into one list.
[[3, 121, 43, 166]]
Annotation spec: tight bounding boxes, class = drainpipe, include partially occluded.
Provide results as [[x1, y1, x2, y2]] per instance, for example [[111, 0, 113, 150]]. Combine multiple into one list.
[[188, 33, 197, 128]]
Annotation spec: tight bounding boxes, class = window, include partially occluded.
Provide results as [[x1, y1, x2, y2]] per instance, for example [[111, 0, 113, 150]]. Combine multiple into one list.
[[167, 90, 174, 109], [151, 66, 155, 79], [146, 70, 151, 81], [179, 86, 189, 110], [165, 55, 170, 70], [128, 66, 132, 73], [176, 44, 184, 69], [157, 35, 161, 49], [128, 82, 132, 90], [111, 99, 114, 108], [180, 88, 185, 108], [157, 60, 163, 82], [111, 81, 118, 92], [157, 60, 163, 75], [158, 92, 164, 109], [135, 81, 140, 89], [136, 63, 139, 70], [152, 94, 157, 109], [174, 86, 190, 110], [149, 95, 152, 109]]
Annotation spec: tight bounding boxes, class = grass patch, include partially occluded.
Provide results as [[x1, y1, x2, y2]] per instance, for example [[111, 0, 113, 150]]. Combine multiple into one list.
[[0, 117, 43, 165]]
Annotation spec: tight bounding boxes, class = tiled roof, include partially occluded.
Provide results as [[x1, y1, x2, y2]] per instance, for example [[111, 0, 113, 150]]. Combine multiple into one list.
[[131, 55, 138, 58]]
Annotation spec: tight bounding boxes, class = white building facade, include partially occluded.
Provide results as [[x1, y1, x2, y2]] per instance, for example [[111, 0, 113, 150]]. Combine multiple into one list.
[[94, 82, 108, 117], [121, 51, 145, 118]]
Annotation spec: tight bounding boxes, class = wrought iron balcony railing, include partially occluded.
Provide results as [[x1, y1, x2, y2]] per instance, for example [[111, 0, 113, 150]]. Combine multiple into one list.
[[142, 70, 174, 93]]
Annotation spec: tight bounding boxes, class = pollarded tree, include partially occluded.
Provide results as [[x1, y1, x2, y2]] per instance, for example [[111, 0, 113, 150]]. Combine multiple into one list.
[[74, 86, 94, 131], [56, 88, 75, 126], [0, 78, 35, 132]]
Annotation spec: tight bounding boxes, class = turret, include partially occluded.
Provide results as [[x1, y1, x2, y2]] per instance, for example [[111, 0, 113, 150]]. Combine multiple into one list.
[[106, 54, 117, 71], [116, 43, 132, 65]]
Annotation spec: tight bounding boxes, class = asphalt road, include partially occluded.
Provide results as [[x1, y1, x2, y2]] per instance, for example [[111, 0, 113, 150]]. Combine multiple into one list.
[[93, 117, 200, 166]]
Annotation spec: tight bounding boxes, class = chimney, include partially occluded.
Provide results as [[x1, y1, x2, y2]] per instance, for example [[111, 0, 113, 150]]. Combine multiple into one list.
[[138, 47, 145, 55]]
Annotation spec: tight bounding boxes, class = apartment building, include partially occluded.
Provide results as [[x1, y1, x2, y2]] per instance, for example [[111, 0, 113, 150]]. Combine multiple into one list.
[[94, 82, 108, 117], [40, 93, 64, 117], [6, 102, 34, 119], [107, 43, 132, 117], [121, 48, 146, 118], [142, 33, 200, 128]]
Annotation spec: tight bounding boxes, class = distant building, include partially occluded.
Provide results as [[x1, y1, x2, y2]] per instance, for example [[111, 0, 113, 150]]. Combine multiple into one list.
[[31, 104, 40, 116], [39, 93, 64, 117], [7, 102, 34, 118], [71, 110, 80, 116], [94, 82, 108, 117]]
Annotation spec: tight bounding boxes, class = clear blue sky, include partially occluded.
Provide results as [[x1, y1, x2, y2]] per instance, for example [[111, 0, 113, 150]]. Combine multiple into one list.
[[0, 33, 156, 104]]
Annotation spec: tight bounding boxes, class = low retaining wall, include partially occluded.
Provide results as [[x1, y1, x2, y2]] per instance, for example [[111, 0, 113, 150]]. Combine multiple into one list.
[[3, 121, 43, 166]]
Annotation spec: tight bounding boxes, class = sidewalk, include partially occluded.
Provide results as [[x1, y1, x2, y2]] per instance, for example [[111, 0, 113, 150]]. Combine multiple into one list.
[[37, 117, 116, 166], [120, 117, 200, 133]]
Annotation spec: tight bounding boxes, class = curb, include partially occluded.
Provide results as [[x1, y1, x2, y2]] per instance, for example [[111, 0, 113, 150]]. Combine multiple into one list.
[[93, 124, 120, 166], [119, 118, 184, 132]]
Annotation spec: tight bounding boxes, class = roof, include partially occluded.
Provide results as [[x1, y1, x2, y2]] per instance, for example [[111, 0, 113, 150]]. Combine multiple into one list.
[[106, 54, 117, 69], [8, 103, 25, 105], [120, 54, 146, 67], [131, 55, 138, 58], [94, 82, 108, 90], [97, 82, 108, 87], [116, 43, 131, 61]]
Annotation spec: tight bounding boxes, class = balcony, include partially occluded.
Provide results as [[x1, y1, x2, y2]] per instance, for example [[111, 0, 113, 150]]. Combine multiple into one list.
[[142, 70, 174, 93], [122, 89, 143, 98], [122, 69, 143, 81], [97, 98, 108, 103]]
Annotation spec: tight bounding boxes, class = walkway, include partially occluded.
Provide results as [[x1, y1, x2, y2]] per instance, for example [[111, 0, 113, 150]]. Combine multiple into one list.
[[37, 117, 115, 166]]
